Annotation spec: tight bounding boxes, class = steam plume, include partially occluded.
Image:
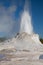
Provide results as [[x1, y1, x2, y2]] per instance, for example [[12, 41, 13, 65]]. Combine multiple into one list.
[[20, 0, 33, 34]]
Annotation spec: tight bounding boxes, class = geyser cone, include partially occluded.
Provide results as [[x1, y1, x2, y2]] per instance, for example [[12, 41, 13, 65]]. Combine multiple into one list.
[[20, 0, 33, 34]]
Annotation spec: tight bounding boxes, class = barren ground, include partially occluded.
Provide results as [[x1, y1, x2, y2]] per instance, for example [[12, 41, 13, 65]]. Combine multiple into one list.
[[0, 49, 43, 65]]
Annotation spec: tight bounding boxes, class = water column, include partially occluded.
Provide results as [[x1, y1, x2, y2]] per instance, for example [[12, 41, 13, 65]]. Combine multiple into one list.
[[20, 0, 33, 34]]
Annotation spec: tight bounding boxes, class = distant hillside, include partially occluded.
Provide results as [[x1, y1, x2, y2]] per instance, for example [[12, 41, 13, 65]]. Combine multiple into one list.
[[0, 37, 6, 42], [40, 38, 43, 44]]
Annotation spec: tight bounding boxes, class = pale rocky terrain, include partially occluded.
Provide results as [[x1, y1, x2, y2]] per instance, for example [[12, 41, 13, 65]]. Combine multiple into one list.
[[0, 32, 43, 65], [0, 50, 43, 65]]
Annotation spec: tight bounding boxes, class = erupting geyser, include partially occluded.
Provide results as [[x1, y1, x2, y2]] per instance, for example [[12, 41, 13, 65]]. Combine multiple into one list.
[[0, 1, 43, 64], [20, 0, 33, 34], [20, 11, 33, 34], [0, 0, 43, 51]]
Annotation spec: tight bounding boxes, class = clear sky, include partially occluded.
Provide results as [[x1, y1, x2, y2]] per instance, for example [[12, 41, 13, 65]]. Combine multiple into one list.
[[31, 0, 43, 38], [0, 0, 43, 38]]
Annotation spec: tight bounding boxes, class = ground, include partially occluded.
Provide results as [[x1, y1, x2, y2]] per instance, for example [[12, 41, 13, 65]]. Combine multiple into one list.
[[0, 49, 43, 65]]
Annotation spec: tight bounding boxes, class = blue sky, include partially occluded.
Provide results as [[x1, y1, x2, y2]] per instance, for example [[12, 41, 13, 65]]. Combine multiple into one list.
[[31, 0, 43, 38], [0, 0, 43, 38]]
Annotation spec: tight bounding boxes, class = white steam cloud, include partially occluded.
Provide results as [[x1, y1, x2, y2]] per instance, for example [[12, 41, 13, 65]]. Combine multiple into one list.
[[0, 5, 17, 37]]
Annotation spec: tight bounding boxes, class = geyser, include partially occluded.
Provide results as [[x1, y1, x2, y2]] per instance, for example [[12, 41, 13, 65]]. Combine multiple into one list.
[[20, 0, 33, 34], [0, 0, 43, 52]]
